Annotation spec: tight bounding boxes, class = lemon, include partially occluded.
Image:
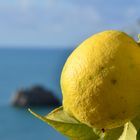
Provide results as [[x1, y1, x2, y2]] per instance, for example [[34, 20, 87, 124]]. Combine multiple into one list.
[[61, 30, 140, 129]]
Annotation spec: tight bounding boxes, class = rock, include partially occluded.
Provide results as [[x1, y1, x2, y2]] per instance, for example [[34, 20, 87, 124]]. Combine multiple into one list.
[[11, 85, 61, 107]]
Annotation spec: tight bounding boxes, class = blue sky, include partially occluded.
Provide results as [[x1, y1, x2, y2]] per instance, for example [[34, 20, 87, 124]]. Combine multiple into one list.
[[0, 0, 140, 48]]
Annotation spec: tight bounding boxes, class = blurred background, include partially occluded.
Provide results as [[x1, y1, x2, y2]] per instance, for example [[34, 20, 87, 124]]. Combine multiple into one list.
[[0, 0, 140, 140]]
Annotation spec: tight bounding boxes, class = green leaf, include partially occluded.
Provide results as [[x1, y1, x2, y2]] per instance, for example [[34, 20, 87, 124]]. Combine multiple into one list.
[[119, 122, 137, 140], [132, 115, 140, 139], [103, 126, 124, 140], [137, 129, 140, 140], [29, 107, 99, 140], [132, 115, 140, 131], [102, 122, 137, 140], [29, 107, 140, 140]]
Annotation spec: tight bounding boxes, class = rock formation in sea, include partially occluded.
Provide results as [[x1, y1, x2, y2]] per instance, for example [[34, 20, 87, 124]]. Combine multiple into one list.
[[11, 85, 61, 107]]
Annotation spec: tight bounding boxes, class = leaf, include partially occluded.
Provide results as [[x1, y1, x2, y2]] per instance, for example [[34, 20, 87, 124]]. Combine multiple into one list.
[[29, 107, 139, 140], [46, 106, 78, 123], [103, 126, 124, 140], [118, 122, 137, 140], [29, 107, 99, 140], [132, 115, 140, 131], [132, 115, 140, 139], [137, 129, 140, 140], [102, 122, 137, 140]]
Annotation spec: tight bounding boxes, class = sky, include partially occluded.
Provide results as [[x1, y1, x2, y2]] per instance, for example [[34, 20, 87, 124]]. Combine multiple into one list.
[[0, 0, 140, 48]]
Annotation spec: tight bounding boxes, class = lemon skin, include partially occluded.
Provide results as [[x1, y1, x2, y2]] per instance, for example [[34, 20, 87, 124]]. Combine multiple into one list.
[[61, 30, 140, 129]]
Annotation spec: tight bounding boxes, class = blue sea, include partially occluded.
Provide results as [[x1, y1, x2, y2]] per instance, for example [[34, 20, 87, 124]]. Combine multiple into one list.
[[0, 48, 73, 140]]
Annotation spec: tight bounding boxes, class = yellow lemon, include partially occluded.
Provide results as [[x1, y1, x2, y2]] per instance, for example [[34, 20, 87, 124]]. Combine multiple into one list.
[[61, 30, 140, 129]]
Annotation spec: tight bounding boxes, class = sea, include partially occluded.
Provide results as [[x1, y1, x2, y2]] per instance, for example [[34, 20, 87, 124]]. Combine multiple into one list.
[[0, 48, 73, 140]]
